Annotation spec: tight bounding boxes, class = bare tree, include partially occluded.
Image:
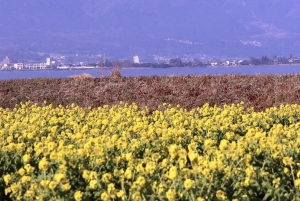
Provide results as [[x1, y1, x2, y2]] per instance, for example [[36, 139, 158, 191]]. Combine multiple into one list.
[[110, 59, 122, 78], [100, 56, 104, 77]]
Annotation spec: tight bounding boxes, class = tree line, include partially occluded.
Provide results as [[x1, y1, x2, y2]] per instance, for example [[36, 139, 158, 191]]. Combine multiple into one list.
[[86, 55, 300, 68]]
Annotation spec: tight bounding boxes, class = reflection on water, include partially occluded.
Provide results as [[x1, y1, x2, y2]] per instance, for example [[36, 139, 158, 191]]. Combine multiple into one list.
[[1, 65, 300, 80]]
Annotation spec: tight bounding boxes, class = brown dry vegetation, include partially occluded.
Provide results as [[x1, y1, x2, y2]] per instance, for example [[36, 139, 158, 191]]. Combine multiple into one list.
[[1, 74, 300, 111]]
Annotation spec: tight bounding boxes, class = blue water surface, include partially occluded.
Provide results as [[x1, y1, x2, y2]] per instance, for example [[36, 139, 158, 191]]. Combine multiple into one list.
[[1, 65, 300, 80]]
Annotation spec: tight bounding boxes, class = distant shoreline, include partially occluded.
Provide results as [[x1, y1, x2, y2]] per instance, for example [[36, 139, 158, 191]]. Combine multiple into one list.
[[1, 63, 300, 72]]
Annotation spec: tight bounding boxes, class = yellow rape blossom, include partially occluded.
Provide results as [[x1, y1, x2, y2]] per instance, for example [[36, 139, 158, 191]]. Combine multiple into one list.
[[22, 154, 31, 164], [18, 168, 26, 176], [101, 192, 110, 201], [102, 173, 112, 183], [24, 189, 35, 197], [89, 179, 98, 189], [136, 163, 145, 173], [10, 182, 22, 194], [21, 176, 31, 184], [61, 183, 72, 191], [5, 187, 11, 196], [38, 157, 49, 171], [136, 176, 146, 187], [107, 183, 115, 195], [297, 171, 300, 178], [48, 181, 58, 190], [89, 171, 98, 180], [273, 178, 281, 188], [184, 179, 195, 190], [158, 183, 166, 194], [145, 161, 156, 175], [166, 189, 176, 201], [117, 190, 126, 200], [40, 180, 50, 187], [219, 139, 229, 151], [283, 156, 293, 166], [82, 170, 90, 180], [3, 174, 12, 185], [168, 166, 178, 180], [295, 179, 300, 188], [216, 190, 227, 200], [245, 165, 255, 177], [284, 167, 290, 174], [74, 190, 84, 201], [188, 151, 198, 163], [131, 192, 142, 201], [54, 173, 66, 183], [3, 102, 300, 200], [124, 168, 133, 180]]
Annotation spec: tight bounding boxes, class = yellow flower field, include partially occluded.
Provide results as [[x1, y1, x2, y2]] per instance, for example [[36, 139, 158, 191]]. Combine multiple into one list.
[[1, 101, 300, 200]]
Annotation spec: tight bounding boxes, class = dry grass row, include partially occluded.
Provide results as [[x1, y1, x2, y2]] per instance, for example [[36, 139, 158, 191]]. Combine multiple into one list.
[[1, 74, 300, 111]]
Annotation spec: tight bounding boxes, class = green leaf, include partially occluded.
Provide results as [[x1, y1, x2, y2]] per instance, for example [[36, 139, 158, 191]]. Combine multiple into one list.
[[263, 189, 273, 201]]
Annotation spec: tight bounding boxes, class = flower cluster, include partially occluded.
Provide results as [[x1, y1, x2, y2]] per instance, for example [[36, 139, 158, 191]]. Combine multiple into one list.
[[1, 101, 300, 200]]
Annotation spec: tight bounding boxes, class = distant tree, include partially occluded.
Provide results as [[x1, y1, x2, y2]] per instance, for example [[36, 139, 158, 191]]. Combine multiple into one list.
[[105, 59, 113, 67], [132, 63, 141, 67], [115, 59, 121, 68], [193, 58, 203, 66], [87, 63, 97, 67], [100, 57, 105, 77], [159, 63, 170, 68], [153, 63, 169, 68], [293, 59, 300, 64], [183, 61, 193, 67], [169, 58, 183, 67], [239, 60, 250, 65], [277, 57, 289, 64], [261, 56, 272, 65], [146, 63, 156, 67], [110, 59, 122, 78], [121, 59, 131, 67], [249, 57, 262, 65]]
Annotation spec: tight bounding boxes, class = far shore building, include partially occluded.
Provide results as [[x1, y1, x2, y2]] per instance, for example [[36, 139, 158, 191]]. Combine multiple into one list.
[[46, 57, 51, 66], [133, 56, 140, 64], [13, 63, 24, 70], [24, 62, 47, 69], [13, 62, 47, 70], [2, 56, 10, 65], [12, 57, 50, 70]]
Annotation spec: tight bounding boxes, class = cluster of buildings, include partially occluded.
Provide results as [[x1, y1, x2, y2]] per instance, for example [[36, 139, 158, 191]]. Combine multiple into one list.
[[0, 56, 54, 70], [2, 54, 300, 70], [0, 55, 141, 70], [210, 60, 242, 67]]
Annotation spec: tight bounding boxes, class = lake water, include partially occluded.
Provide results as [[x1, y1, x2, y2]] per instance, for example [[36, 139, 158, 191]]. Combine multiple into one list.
[[1, 65, 300, 80]]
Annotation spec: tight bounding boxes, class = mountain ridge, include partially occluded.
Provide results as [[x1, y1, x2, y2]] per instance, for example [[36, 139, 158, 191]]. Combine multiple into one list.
[[0, 0, 299, 60]]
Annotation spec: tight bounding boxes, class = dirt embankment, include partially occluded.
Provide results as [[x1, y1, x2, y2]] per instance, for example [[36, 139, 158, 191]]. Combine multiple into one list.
[[1, 74, 300, 111]]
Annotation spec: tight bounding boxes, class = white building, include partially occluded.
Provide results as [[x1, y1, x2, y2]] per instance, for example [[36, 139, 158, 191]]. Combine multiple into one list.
[[46, 58, 51, 66], [210, 62, 218, 66], [3, 56, 10, 65], [13, 63, 24, 70], [24, 62, 47, 69], [133, 56, 140, 64]]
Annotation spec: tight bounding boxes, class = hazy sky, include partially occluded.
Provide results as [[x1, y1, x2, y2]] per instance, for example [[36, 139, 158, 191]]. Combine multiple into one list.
[[0, 0, 299, 59]]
